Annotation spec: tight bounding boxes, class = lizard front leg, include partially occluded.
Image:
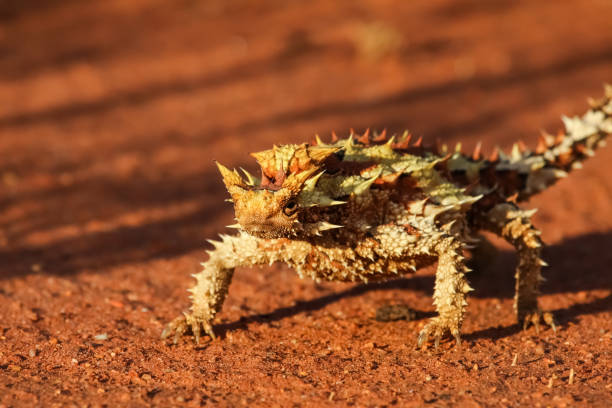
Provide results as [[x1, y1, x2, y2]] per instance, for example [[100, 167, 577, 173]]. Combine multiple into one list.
[[162, 232, 284, 344], [417, 236, 472, 349], [480, 203, 556, 333]]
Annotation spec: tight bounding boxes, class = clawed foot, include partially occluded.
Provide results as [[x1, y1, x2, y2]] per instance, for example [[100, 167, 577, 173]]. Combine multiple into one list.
[[417, 317, 462, 350], [161, 312, 215, 344], [521, 309, 556, 335]]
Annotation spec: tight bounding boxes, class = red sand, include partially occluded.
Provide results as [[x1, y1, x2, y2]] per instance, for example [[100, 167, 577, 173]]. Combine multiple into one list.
[[1, 1, 612, 406]]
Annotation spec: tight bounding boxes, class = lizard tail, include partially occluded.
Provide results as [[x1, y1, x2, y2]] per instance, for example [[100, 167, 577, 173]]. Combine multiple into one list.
[[506, 85, 612, 201]]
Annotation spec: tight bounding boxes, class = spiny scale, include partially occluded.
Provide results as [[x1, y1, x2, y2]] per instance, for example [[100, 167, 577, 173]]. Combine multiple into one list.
[[162, 86, 612, 350]]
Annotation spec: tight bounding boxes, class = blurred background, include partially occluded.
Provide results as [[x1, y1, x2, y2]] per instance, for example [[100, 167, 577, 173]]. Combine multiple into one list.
[[1, 0, 611, 273], [1, 2, 612, 405]]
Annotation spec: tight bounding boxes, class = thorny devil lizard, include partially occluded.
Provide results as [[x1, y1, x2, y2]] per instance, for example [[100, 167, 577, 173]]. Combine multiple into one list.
[[162, 86, 612, 349]]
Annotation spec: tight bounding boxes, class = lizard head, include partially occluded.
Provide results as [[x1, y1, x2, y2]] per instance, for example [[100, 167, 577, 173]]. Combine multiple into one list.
[[216, 144, 343, 239]]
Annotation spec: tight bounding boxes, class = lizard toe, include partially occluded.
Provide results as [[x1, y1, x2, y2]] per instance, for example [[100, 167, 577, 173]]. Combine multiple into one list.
[[521, 309, 556, 335], [162, 312, 216, 344], [417, 317, 462, 350]]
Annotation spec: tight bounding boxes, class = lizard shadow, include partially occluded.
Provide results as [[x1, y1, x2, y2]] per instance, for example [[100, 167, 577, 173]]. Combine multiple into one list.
[[215, 230, 612, 341], [465, 231, 612, 341], [214, 278, 439, 337]]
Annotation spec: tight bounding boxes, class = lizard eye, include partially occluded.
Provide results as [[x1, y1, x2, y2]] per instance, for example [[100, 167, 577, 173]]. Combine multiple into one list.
[[283, 200, 298, 216]]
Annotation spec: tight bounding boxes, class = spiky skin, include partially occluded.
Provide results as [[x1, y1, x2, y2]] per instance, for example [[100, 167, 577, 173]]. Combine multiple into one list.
[[162, 86, 612, 348]]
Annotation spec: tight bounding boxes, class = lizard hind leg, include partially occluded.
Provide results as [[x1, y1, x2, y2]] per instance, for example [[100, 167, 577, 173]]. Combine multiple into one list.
[[482, 203, 556, 334]]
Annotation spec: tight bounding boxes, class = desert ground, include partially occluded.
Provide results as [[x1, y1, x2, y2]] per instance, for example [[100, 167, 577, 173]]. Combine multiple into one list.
[[1, 0, 612, 406]]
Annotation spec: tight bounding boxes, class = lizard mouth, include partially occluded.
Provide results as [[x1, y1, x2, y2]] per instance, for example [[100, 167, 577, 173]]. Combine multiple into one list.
[[239, 218, 296, 239], [242, 225, 284, 239], [236, 210, 297, 239]]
